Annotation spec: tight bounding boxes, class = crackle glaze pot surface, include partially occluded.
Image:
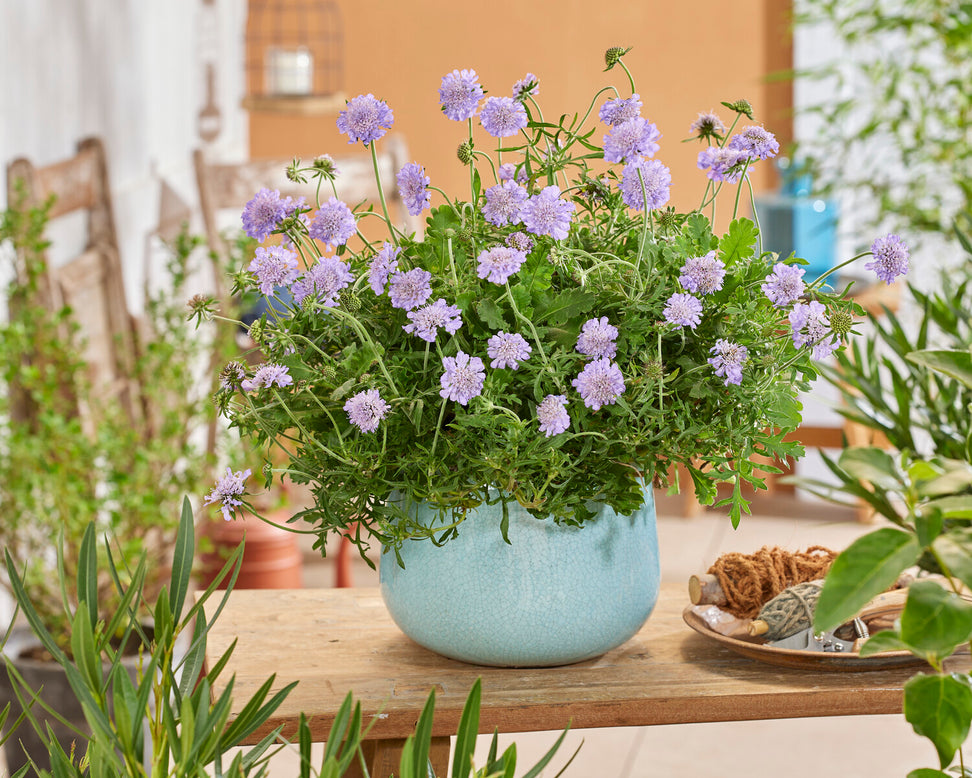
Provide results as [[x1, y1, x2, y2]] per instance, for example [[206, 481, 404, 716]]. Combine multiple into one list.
[[379, 489, 660, 667]]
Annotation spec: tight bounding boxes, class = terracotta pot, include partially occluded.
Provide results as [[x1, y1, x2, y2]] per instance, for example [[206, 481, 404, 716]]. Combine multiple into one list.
[[197, 509, 303, 589]]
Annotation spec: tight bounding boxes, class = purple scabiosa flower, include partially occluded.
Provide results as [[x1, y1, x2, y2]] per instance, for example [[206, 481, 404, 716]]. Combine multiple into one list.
[[343, 389, 390, 433], [336, 93, 394, 145], [571, 358, 625, 411], [620, 158, 672, 211], [368, 242, 400, 296], [388, 267, 433, 311], [498, 162, 528, 184], [241, 188, 288, 242], [476, 246, 528, 285], [241, 363, 293, 392], [708, 340, 749, 386], [486, 331, 532, 369], [309, 197, 356, 249], [219, 361, 247, 392], [480, 96, 528, 138], [728, 125, 780, 161], [576, 316, 619, 360], [663, 293, 703, 329], [439, 351, 486, 405], [537, 394, 570, 437], [603, 117, 661, 164], [396, 162, 431, 217], [697, 147, 747, 183], [866, 234, 910, 285], [761, 262, 806, 307], [291, 256, 354, 307], [512, 73, 539, 100], [439, 69, 483, 121], [520, 185, 574, 240], [205, 467, 251, 522], [248, 245, 300, 295], [506, 231, 534, 253], [689, 111, 727, 138], [789, 301, 839, 359], [599, 94, 643, 126], [483, 180, 529, 226], [679, 251, 726, 295], [404, 298, 463, 342]]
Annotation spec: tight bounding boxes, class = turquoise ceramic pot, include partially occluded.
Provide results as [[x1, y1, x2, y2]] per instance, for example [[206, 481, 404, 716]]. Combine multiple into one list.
[[379, 489, 659, 667]]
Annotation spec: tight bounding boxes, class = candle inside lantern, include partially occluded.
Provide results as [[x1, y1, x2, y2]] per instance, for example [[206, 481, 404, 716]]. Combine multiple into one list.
[[265, 47, 314, 96]]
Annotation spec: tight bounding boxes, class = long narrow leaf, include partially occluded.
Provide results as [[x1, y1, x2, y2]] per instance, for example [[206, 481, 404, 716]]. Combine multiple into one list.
[[169, 496, 196, 623], [77, 523, 98, 633], [451, 678, 482, 778], [3, 549, 68, 664], [410, 687, 436, 778]]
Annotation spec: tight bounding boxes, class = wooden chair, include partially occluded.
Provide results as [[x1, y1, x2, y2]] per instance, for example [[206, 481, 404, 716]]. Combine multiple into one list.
[[5, 137, 143, 434]]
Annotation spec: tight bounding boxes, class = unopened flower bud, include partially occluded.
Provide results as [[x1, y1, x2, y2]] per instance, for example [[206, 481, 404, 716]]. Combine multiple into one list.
[[604, 46, 631, 70], [339, 289, 362, 312], [313, 154, 339, 179], [643, 359, 664, 381], [186, 294, 217, 322], [456, 141, 474, 165], [656, 207, 680, 233], [829, 309, 854, 337], [248, 319, 265, 344], [457, 225, 473, 243], [725, 99, 754, 119], [320, 365, 337, 383], [219, 361, 247, 392], [286, 157, 307, 183], [261, 462, 274, 482]]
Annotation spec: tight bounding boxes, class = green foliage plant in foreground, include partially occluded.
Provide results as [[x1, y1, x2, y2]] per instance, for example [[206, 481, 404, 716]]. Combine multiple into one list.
[[1, 499, 571, 777]]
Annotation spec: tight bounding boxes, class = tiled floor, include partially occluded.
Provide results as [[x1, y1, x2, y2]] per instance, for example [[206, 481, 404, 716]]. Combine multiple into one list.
[[255, 491, 937, 777]]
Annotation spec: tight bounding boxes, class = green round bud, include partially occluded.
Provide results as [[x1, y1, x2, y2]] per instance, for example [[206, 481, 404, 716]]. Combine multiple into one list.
[[339, 289, 362, 312], [247, 319, 265, 344], [656, 207, 680, 232], [320, 365, 337, 383], [829, 309, 854, 337], [643, 359, 664, 381], [728, 99, 754, 119], [457, 225, 473, 243], [604, 46, 629, 69], [456, 141, 474, 165]]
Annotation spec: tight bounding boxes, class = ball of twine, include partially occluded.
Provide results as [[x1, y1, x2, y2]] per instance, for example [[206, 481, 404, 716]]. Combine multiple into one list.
[[707, 545, 836, 619]]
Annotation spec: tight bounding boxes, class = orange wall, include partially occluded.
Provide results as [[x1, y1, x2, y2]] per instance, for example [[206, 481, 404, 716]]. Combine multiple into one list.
[[249, 0, 791, 220]]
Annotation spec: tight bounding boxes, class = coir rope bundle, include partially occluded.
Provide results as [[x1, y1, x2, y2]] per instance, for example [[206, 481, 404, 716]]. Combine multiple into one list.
[[706, 545, 836, 619]]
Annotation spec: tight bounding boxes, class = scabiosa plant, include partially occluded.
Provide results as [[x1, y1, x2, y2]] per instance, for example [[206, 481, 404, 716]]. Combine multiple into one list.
[[248, 245, 300, 295], [241, 363, 293, 392], [205, 467, 252, 522], [866, 233, 910, 285], [241, 188, 289, 242], [210, 47, 911, 552], [512, 73, 539, 100], [336, 93, 395, 145]]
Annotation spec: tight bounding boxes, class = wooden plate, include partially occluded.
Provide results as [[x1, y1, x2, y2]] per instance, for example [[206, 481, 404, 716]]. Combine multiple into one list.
[[682, 605, 928, 671]]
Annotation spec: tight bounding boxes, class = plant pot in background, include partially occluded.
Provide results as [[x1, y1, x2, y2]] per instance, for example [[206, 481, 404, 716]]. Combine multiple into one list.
[[379, 488, 659, 667], [197, 509, 303, 590]]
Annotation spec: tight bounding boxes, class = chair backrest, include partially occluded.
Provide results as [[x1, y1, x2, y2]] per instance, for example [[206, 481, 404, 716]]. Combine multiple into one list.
[[194, 133, 422, 300], [5, 137, 142, 431]]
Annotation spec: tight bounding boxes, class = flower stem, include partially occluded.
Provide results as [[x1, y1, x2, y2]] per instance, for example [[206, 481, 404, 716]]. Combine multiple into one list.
[[429, 397, 448, 463], [321, 305, 401, 396], [807, 252, 871, 290], [618, 60, 637, 95], [370, 141, 398, 246]]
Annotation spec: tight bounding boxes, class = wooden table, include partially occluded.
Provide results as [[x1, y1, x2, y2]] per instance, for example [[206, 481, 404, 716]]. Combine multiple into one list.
[[201, 582, 944, 776]]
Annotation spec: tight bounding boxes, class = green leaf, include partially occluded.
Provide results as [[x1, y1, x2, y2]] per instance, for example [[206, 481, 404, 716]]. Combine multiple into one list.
[[899, 580, 972, 658], [814, 528, 921, 633], [904, 673, 972, 768], [858, 630, 910, 657], [410, 687, 436, 778], [451, 678, 482, 778], [905, 769, 951, 778], [926, 495, 972, 520], [69, 607, 103, 695], [907, 349, 972, 390], [717, 218, 758, 265], [534, 288, 597, 325], [837, 447, 903, 490], [169, 496, 195, 623], [77, 522, 98, 633]]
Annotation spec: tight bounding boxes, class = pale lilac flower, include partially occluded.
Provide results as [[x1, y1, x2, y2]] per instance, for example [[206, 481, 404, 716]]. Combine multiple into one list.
[[219, 361, 247, 391], [506, 231, 534, 253], [368, 243, 400, 295], [679, 251, 726, 295], [697, 146, 748, 183], [498, 163, 528, 184], [336, 93, 394, 145], [572, 358, 625, 411], [599, 94, 643, 126], [728, 125, 780, 161], [309, 197, 356, 248], [537, 394, 570, 437], [248, 245, 300, 295], [388, 267, 433, 311], [866, 234, 910, 285], [708, 340, 749, 386], [512, 73, 539, 100], [476, 246, 528, 285], [439, 351, 486, 405], [205, 467, 251, 522], [761, 263, 806, 307], [520, 186, 574, 240], [241, 188, 288, 242], [343, 389, 390, 433], [480, 96, 528, 138], [397, 162, 431, 216], [663, 293, 703, 329], [689, 111, 727, 138], [291, 256, 354, 307], [404, 298, 463, 342], [603, 117, 661, 163], [279, 196, 310, 248], [576, 317, 619, 359], [483, 180, 529, 226], [620, 158, 672, 211], [486, 331, 532, 369], [789, 301, 839, 359], [439, 69, 483, 121], [241, 363, 293, 392]]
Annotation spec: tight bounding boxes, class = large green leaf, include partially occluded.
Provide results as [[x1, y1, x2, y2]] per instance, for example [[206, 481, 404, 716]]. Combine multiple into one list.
[[907, 349, 972, 390], [925, 495, 972, 520], [814, 528, 921, 633], [717, 218, 758, 265], [899, 580, 972, 659], [906, 769, 951, 777], [169, 496, 195, 623], [904, 673, 972, 768], [933, 527, 972, 591], [858, 629, 910, 657], [837, 447, 903, 491], [451, 678, 482, 778]]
